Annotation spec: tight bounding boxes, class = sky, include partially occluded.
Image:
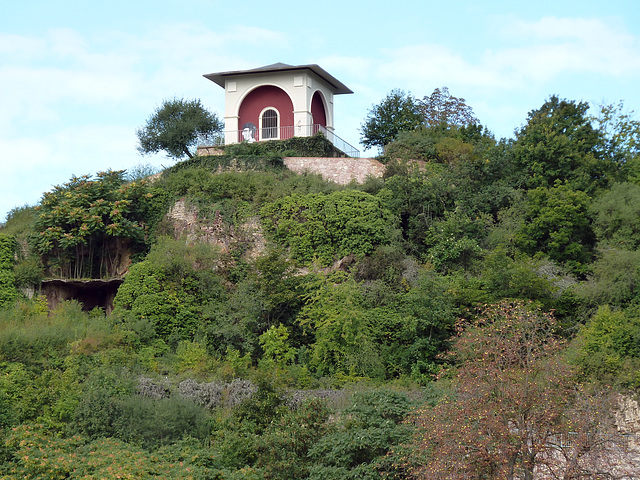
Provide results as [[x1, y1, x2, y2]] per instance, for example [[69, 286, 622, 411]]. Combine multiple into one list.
[[2, 0, 640, 221]]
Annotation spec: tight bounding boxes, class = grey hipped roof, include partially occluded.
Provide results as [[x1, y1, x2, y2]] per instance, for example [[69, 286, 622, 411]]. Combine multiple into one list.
[[203, 63, 353, 95]]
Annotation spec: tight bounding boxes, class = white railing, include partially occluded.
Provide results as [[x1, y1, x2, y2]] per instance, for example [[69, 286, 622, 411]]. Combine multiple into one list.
[[197, 124, 360, 158]]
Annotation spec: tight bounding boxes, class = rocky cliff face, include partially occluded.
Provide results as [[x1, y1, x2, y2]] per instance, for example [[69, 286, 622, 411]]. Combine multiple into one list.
[[167, 198, 266, 260], [617, 395, 640, 435]]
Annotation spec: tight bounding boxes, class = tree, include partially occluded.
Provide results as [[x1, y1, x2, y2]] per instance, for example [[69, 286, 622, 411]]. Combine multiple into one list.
[[590, 182, 640, 249], [591, 101, 640, 170], [360, 89, 422, 151], [395, 300, 633, 480], [136, 98, 223, 160], [308, 390, 413, 479], [0, 234, 17, 306], [513, 96, 611, 193], [31, 170, 163, 279], [512, 183, 595, 275], [418, 86, 479, 128]]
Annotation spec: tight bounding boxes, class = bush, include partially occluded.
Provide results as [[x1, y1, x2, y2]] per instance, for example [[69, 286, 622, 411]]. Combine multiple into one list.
[[115, 395, 210, 449], [0, 234, 17, 306], [308, 390, 413, 479], [574, 305, 640, 388], [224, 132, 346, 158], [260, 190, 399, 265]]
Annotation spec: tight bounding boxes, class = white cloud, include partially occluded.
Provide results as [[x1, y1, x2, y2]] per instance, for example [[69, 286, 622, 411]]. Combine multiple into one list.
[[376, 44, 508, 91], [498, 16, 640, 78], [0, 32, 46, 58], [365, 16, 640, 99]]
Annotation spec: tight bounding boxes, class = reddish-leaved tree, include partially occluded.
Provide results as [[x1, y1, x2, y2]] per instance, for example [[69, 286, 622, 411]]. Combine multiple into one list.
[[394, 300, 636, 480]]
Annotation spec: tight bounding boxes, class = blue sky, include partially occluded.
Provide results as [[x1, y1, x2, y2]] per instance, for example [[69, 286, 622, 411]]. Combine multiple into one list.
[[2, 0, 640, 220]]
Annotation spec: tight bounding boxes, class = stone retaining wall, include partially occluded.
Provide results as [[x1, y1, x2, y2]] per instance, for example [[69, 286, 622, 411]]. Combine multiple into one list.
[[283, 157, 385, 185]]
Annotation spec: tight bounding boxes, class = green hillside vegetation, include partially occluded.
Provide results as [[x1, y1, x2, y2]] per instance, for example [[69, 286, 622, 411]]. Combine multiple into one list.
[[1, 95, 640, 478]]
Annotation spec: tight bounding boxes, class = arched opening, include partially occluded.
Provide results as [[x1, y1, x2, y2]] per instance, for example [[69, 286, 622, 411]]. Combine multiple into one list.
[[260, 108, 279, 139], [311, 91, 327, 132], [238, 85, 294, 141]]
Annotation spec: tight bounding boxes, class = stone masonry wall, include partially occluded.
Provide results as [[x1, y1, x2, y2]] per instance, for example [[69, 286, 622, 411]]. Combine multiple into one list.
[[283, 157, 385, 185]]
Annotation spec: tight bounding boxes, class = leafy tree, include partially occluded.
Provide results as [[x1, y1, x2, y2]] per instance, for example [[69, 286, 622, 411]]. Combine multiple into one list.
[[361, 87, 480, 153], [417, 86, 479, 127], [298, 270, 455, 381], [298, 277, 385, 378], [512, 183, 595, 275], [578, 247, 640, 307], [113, 236, 225, 343], [360, 89, 422, 151], [137, 97, 223, 160], [258, 324, 297, 370], [591, 101, 640, 170], [254, 397, 332, 480], [308, 390, 413, 479], [590, 182, 640, 249], [512, 96, 611, 193], [31, 170, 165, 279], [574, 305, 640, 388], [378, 162, 454, 255], [395, 300, 629, 480], [423, 209, 490, 272], [0, 234, 17, 306]]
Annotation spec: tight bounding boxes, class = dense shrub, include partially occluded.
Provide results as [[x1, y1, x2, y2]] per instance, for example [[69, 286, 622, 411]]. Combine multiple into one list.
[[260, 190, 399, 265], [0, 233, 17, 306]]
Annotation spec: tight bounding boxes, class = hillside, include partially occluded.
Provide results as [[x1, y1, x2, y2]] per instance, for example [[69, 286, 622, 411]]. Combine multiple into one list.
[[1, 109, 640, 478]]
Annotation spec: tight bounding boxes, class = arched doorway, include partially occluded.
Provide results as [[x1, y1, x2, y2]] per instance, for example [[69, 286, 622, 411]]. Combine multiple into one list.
[[311, 91, 327, 134], [238, 85, 294, 141]]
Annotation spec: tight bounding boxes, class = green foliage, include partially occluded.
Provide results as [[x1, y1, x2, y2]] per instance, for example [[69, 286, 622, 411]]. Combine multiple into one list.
[[252, 397, 332, 480], [231, 379, 286, 433], [360, 89, 422, 150], [378, 163, 453, 255], [1, 424, 210, 478], [574, 305, 640, 388], [308, 390, 413, 479], [0, 205, 36, 239], [7, 88, 640, 478], [0, 233, 17, 306], [512, 183, 595, 274], [12, 255, 44, 289], [259, 324, 297, 369], [591, 101, 640, 169], [361, 87, 479, 153], [591, 182, 640, 249], [417, 86, 479, 128], [31, 170, 168, 279], [125, 162, 160, 182], [0, 299, 90, 368], [0, 362, 32, 427], [114, 395, 210, 449], [299, 270, 455, 381], [225, 131, 346, 157], [298, 278, 385, 378], [512, 95, 611, 193], [113, 236, 225, 343], [424, 209, 490, 271], [137, 97, 223, 159], [578, 248, 640, 306], [261, 190, 398, 265], [481, 247, 571, 304], [176, 339, 211, 374]]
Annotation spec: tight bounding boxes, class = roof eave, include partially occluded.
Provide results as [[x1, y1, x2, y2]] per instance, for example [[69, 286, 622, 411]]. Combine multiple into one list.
[[203, 63, 353, 95]]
